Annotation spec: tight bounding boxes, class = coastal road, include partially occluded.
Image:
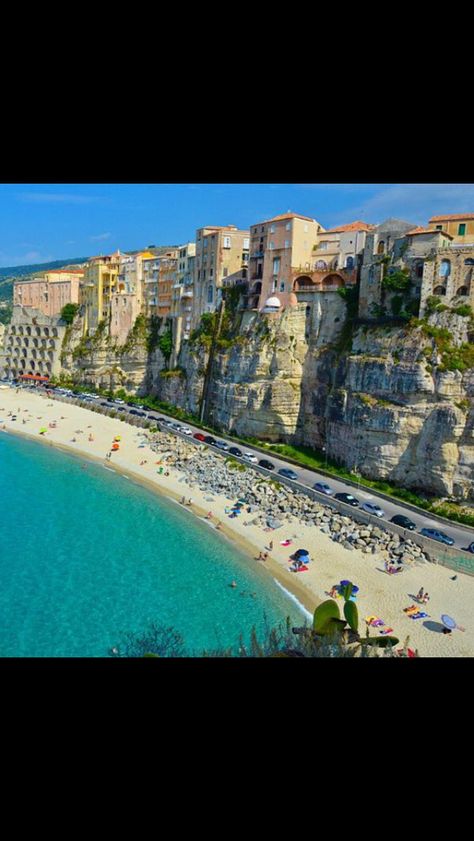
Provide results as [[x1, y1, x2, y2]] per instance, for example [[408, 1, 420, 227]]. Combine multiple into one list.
[[15, 384, 474, 552]]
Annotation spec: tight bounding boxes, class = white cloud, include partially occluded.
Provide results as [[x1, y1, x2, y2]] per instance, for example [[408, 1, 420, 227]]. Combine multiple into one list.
[[327, 184, 474, 226], [90, 232, 111, 241]]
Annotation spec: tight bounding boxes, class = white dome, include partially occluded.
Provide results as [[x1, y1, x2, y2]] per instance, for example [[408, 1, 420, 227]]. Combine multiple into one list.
[[263, 296, 281, 308]]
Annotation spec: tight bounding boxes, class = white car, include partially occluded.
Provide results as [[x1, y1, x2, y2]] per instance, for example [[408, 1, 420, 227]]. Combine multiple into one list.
[[242, 452, 258, 464], [180, 426, 193, 436], [361, 502, 385, 518], [113, 398, 125, 405]]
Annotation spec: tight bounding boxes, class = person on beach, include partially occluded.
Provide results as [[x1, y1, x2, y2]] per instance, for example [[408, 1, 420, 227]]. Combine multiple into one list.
[[416, 587, 424, 602], [187, 498, 193, 506], [205, 511, 213, 519], [269, 541, 273, 551], [215, 520, 221, 530], [180, 496, 185, 504], [422, 592, 430, 604]]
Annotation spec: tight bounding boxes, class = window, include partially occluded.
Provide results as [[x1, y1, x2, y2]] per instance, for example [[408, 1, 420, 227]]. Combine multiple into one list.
[[284, 240, 290, 249], [285, 222, 291, 231], [436, 225, 443, 230], [269, 241, 274, 250], [377, 241, 385, 255], [319, 242, 328, 251], [304, 224, 308, 233], [223, 268, 228, 278], [207, 285, 214, 303], [269, 225, 275, 233], [345, 256, 354, 270], [243, 238, 249, 250], [280, 282, 285, 292], [261, 226, 264, 233], [210, 268, 213, 277], [223, 236, 231, 248], [458, 223, 466, 236], [203, 238, 207, 248], [203, 270, 206, 280], [273, 257, 280, 275], [439, 259, 451, 278]]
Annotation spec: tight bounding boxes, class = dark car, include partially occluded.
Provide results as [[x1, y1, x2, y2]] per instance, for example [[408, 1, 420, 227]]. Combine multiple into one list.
[[278, 468, 298, 481], [335, 492, 360, 507], [259, 459, 275, 471], [127, 402, 145, 410], [194, 432, 206, 442], [467, 542, 474, 554], [116, 407, 127, 413], [419, 528, 455, 546], [100, 401, 110, 407], [130, 409, 147, 417], [229, 446, 242, 457], [215, 440, 229, 451], [204, 436, 216, 445], [391, 514, 416, 530]]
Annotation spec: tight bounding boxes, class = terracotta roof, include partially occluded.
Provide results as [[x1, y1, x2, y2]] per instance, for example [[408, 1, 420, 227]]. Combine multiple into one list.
[[266, 212, 316, 224], [47, 269, 84, 275], [407, 227, 453, 238], [325, 220, 374, 233], [429, 213, 474, 222]]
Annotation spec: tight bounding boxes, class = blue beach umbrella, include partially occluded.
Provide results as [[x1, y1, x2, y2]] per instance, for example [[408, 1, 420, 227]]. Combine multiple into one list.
[[295, 549, 310, 558], [441, 614, 457, 630]]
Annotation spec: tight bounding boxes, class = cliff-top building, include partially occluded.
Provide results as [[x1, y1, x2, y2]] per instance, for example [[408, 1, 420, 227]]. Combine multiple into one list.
[[247, 212, 321, 312], [193, 225, 249, 326], [80, 251, 122, 334], [13, 269, 84, 318], [428, 213, 474, 245]]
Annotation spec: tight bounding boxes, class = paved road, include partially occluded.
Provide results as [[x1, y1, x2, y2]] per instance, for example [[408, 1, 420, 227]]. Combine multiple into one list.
[[13, 384, 474, 553]]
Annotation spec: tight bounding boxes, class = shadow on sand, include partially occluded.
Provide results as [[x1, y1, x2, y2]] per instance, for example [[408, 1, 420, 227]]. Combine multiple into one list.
[[423, 620, 446, 633]]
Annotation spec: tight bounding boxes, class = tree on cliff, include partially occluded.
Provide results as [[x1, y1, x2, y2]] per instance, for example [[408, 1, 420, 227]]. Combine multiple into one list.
[[60, 303, 80, 325]]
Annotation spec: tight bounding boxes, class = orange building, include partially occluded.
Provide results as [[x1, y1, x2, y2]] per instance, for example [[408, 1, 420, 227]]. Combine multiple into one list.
[[13, 269, 83, 317]]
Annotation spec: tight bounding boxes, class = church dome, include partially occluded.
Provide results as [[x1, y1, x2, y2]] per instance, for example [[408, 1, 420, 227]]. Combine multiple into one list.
[[263, 296, 281, 309]]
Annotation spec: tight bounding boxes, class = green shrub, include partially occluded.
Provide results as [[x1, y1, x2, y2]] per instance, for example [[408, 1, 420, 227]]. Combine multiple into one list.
[[60, 303, 80, 325], [453, 304, 472, 318]]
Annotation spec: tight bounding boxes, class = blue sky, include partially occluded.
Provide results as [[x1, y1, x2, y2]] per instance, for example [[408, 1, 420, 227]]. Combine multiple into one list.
[[0, 183, 473, 268]]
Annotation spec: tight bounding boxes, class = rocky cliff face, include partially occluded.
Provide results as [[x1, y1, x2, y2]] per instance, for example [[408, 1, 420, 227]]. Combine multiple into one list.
[[60, 303, 474, 500]]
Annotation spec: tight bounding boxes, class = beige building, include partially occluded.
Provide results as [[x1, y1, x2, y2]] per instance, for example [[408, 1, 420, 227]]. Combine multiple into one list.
[[428, 213, 474, 245], [13, 269, 83, 318], [193, 226, 249, 325], [80, 252, 121, 333], [248, 213, 321, 311], [170, 243, 196, 360]]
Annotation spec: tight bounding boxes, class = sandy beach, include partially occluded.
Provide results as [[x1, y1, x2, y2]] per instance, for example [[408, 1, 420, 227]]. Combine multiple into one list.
[[1, 386, 473, 657]]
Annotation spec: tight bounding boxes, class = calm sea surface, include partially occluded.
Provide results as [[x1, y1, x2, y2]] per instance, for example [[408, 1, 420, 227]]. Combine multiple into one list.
[[0, 433, 305, 656]]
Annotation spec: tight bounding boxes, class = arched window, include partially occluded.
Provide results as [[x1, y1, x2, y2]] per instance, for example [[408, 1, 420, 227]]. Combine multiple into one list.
[[433, 286, 447, 296], [377, 241, 385, 255], [439, 259, 451, 278], [464, 258, 474, 266], [345, 256, 354, 270], [457, 286, 469, 296]]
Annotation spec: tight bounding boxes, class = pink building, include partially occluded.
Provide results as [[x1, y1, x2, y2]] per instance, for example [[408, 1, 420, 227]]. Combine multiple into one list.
[[13, 270, 83, 318], [110, 293, 140, 344]]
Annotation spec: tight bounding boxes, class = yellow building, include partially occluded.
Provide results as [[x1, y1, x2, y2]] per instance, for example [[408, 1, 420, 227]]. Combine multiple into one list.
[[80, 251, 121, 333], [429, 213, 474, 244]]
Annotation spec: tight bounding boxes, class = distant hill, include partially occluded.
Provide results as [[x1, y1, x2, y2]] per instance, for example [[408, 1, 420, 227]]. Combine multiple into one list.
[[0, 257, 89, 302]]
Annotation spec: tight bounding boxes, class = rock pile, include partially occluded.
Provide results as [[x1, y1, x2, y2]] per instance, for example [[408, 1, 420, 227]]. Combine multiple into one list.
[[149, 432, 432, 566]]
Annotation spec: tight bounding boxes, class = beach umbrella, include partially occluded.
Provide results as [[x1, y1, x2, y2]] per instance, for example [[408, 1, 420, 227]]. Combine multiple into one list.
[[441, 614, 457, 630], [295, 549, 310, 557], [39, 427, 47, 434]]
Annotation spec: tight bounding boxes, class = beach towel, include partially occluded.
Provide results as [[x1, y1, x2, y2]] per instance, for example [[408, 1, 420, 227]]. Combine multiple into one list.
[[409, 612, 428, 620], [380, 627, 394, 635], [404, 606, 419, 614], [365, 616, 385, 627], [288, 564, 308, 573]]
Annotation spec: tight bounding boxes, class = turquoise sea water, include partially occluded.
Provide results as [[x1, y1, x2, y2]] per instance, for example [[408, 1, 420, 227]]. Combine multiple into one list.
[[0, 433, 305, 657]]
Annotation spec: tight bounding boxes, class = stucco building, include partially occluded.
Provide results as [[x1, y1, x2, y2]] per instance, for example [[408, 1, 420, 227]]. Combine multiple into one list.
[[428, 213, 474, 245], [80, 252, 122, 334], [13, 269, 83, 318], [193, 226, 249, 325]]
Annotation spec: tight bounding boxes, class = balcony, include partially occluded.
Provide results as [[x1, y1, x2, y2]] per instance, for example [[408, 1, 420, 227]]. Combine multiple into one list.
[[182, 289, 193, 298]]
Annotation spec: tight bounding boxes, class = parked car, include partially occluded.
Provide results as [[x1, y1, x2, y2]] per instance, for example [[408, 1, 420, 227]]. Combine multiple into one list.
[[242, 452, 258, 464], [259, 459, 275, 471], [419, 528, 455, 546], [278, 467, 298, 480], [180, 426, 193, 436], [361, 502, 385, 518], [171, 423, 182, 431], [335, 492, 360, 507], [129, 409, 146, 417], [215, 440, 229, 450], [313, 482, 333, 495], [161, 419, 174, 426], [193, 432, 206, 442], [228, 446, 242, 457], [466, 542, 474, 554], [116, 407, 127, 413], [127, 402, 145, 409], [390, 514, 416, 530], [113, 398, 125, 405], [100, 401, 110, 407], [204, 436, 216, 445]]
